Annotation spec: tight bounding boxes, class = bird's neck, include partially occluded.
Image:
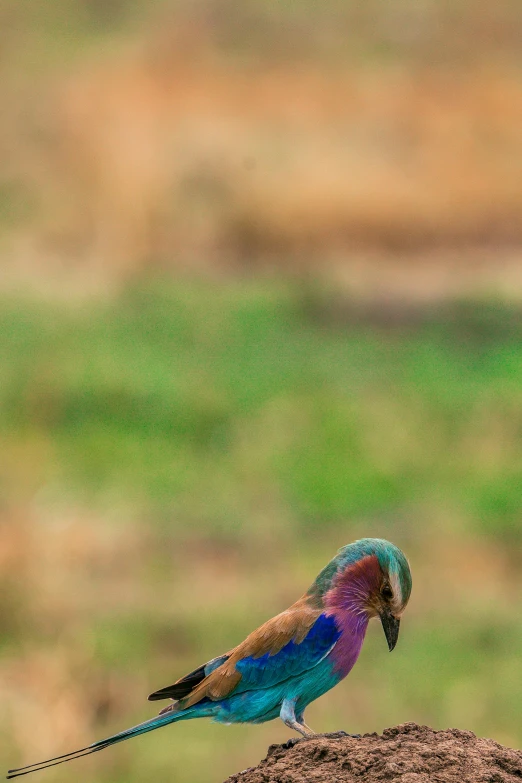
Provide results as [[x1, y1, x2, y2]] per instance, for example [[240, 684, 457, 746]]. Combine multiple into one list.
[[320, 555, 382, 677], [323, 554, 382, 618]]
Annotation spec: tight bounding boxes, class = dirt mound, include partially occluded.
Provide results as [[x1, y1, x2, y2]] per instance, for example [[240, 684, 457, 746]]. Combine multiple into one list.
[[225, 722, 522, 783]]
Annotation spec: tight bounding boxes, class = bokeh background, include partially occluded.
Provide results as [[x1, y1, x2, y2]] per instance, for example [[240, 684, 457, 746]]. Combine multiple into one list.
[[2, 1, 522, 780]]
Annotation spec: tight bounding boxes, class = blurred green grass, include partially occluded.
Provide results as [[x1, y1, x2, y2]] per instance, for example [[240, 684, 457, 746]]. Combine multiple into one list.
[[2, 280, 522, 541], [1, 279, 521, 781]]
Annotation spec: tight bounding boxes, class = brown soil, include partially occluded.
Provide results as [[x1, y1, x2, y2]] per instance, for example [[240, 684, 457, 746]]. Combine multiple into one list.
[[225, 723, 522, 783]]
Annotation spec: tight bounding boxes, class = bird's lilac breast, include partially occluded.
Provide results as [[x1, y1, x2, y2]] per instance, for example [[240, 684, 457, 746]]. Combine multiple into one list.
[[322, 553, 380, 678], [326, 609, 369, 678]]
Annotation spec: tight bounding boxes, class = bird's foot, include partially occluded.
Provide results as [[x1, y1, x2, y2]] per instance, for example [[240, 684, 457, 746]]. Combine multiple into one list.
[[318, 731, 361, 739], [281, 731, 360, 749]]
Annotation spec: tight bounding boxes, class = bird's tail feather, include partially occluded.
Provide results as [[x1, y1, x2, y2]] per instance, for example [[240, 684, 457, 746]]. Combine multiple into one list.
[[7, 708, 186, 779]]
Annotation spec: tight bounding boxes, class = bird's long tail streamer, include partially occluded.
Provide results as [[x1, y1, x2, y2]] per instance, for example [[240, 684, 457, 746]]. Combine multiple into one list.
[[7, 709, 184, 779]]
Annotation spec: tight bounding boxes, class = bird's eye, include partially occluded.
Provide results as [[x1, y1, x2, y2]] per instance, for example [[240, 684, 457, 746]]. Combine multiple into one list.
[[382, 585, 393, 600]]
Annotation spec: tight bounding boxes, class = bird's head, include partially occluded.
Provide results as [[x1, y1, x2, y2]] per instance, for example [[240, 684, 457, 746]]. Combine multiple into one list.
[[307, 538, 412, 651]]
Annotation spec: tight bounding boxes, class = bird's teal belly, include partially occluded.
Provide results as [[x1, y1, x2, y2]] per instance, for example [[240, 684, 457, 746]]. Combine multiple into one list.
[[194, 657, 341, 725]]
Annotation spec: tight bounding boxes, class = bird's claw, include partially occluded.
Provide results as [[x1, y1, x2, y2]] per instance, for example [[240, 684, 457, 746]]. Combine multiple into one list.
[[282, 731, 360, 749], [319, 731, 361, 739]]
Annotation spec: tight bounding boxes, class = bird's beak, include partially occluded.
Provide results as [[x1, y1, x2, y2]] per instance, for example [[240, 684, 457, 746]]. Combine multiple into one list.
[[380, 608, 400, 651]]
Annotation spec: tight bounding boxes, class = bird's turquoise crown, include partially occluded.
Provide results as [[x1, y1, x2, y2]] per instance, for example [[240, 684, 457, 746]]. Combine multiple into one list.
[[308, 538, 412, 608]]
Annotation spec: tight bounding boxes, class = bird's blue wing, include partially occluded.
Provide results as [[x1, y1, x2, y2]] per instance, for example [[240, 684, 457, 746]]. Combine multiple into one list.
[[234, 613, 340, 690]]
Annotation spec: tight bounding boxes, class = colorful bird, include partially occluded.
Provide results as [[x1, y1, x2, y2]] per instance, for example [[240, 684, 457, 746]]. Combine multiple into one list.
[[7, 537, 411, 778]]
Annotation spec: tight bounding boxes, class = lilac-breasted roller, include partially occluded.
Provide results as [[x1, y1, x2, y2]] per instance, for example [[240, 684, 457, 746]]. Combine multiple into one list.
[[7, 538, 412, 778]]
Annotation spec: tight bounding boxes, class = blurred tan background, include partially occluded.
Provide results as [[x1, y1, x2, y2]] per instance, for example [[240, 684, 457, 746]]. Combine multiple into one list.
[[1, 2, 522, 781]]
